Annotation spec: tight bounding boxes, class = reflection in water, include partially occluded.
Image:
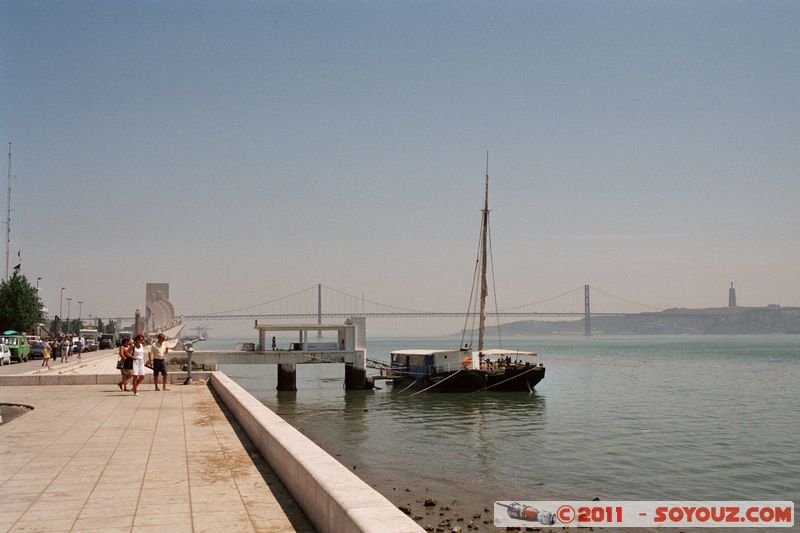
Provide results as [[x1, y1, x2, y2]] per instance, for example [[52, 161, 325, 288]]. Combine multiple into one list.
[[362, 390, 549, 498], [261, 365, 550, 506], [342, 390, 370, 434]]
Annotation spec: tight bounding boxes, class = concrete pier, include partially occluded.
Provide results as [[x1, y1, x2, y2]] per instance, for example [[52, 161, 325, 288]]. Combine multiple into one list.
[[193, 317, 375, 391]]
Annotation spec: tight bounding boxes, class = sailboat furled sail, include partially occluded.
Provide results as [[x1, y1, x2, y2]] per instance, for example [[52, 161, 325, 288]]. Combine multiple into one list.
[[388, 157, 545, 392]]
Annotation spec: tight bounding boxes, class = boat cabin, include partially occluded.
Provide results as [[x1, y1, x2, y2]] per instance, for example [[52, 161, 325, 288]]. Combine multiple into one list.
[[390, 349, 475, 379]]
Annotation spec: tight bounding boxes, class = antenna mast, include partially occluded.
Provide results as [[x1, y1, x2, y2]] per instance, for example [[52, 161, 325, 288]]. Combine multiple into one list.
[[5, 142, 11, 281]]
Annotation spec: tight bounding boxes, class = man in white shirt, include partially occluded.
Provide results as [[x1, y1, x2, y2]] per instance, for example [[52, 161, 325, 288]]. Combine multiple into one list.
[[148, 333, 170, 391]]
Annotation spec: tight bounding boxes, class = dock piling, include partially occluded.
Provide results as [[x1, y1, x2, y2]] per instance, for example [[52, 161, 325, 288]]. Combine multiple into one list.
[[276, 363, 297, 391]]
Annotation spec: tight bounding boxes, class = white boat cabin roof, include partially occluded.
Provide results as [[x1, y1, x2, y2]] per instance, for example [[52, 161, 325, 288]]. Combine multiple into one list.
[[390, 349, 464, 356], [477, 348, 537, 357]]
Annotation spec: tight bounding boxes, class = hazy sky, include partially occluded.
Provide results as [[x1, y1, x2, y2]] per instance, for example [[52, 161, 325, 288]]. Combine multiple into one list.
[[2, 1, 798, 336]]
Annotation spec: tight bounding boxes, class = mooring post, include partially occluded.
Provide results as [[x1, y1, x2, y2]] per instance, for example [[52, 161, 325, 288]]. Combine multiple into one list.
[[277, 363, 297, 391], [183, 344, 194, 385]]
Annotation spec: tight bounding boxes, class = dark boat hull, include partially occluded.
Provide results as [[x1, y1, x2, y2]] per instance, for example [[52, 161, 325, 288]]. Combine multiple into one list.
[[391, 370, 486, 392], [424, 369, 486, 392], [485, 366, 546, 391], [391, 366, 545, 393]]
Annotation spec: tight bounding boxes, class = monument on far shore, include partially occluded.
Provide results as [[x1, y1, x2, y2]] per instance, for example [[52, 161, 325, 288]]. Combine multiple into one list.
[[146, 283, 184, 338]]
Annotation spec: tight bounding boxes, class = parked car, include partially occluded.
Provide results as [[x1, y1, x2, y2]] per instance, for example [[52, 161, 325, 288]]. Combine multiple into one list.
[[0, 344, 10, 365], [99, 334, 115, 350], [84, 340, 98, 352], [1, 335, 30, 362], [29, 341, 46, 359]]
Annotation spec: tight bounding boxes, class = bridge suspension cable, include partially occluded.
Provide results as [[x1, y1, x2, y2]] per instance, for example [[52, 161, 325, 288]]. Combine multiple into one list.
[[320, 284, 430, 314], [589, 286, 661, 311], [500, 285, 585, 311], [155, 282, 665, 322], [201, 284, 318, 316]]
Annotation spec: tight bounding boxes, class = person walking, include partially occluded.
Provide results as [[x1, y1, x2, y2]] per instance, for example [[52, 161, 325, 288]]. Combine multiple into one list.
[[42, 342, 51, 368], [60, 337, 70, 363], [53, 339, 62, 364], [148, 333, 170, 391], [131, 334, 146, 396], [117, 337, 133, 391]]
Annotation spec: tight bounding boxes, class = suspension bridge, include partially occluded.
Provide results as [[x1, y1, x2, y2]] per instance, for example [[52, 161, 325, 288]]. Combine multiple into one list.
[[174, 283, 675, 337]]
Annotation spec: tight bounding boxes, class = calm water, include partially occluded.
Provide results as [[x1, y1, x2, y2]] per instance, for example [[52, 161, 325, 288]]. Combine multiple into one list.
[[213, 335, 799, 522]]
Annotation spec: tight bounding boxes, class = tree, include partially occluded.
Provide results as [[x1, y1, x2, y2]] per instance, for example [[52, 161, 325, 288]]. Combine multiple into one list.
[[0, 273, 45, 333], [105, 320, 117, 334], [48, 317, 84, 336]]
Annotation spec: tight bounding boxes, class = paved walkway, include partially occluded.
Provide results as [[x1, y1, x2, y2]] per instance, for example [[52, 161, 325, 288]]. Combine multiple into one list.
[[0, 384, 314, 533], [0, 350, 117, 376], [24, 351, 121, 376]]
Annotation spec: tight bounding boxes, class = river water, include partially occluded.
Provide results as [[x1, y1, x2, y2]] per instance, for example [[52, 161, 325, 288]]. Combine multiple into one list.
[[211, 335, 799, 529]]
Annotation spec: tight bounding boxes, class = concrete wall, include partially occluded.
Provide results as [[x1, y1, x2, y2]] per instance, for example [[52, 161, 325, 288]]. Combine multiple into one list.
[[209, 371, 423, 533], [0, 372, 213, 386]]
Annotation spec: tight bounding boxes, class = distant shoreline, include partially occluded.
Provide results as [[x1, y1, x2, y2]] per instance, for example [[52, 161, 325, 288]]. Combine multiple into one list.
[[490, 306, 800, 336]]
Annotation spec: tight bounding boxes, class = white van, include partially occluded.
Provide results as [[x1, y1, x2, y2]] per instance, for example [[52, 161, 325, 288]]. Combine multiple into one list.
[[0, 344, 10, 365]]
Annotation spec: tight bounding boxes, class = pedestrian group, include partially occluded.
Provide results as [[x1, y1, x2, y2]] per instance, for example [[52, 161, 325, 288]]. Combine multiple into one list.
[[117, 334, 170, 395]]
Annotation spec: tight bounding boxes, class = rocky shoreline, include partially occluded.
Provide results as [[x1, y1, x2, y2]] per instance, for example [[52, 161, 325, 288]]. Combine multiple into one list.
[[388, 487, 546, 533]]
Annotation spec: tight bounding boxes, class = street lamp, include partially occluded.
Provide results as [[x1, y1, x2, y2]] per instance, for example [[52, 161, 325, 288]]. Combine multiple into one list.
[[60, 287, 65, 317], [36, 277, 42, 291], [66, 297, 72, 334], [78, 300, 83, 328]]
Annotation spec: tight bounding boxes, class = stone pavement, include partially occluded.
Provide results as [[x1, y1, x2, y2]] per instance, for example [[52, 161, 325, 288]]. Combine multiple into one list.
[[23, 351, 122, 376], [0, 350, 117, 377], [0, 384, 314, 533]]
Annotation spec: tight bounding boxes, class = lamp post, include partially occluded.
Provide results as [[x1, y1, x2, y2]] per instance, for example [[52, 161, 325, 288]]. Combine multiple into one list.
[[78, 300, 83, 329], [60, 288, 66, 334], [36, 277, 42, 291], [66, 297, 72, 334]]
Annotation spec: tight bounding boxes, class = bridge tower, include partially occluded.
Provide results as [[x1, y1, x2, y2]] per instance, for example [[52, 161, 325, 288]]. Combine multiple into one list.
[[317, 283, 322, 337], [584, 284, 591, 336], [728, 282, 737, 308]]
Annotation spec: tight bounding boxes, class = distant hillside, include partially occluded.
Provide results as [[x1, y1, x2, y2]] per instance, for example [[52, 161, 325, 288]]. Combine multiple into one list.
[[492, 306, 800, 335]]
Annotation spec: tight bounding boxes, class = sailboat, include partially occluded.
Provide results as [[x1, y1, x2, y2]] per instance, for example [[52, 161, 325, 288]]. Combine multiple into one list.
[[388, 159, 546, 392]]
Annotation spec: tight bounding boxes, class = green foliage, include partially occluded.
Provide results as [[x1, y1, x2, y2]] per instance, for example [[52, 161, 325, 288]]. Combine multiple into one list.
[[0, 273, 45, 333], [50, 317, 117, 336], [65, 319, 81, 334], [47, 317, 80, 336]]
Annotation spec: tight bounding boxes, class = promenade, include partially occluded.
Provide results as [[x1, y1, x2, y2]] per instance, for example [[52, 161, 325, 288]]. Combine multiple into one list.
[[0, 382, 314, 532]]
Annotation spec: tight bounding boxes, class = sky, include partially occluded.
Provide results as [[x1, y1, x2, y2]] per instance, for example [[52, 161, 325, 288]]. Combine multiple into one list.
[[1, 1, 799, 337]]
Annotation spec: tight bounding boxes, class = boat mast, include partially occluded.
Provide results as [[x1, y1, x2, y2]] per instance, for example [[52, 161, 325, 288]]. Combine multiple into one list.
[[478, 152, 489, 351]]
